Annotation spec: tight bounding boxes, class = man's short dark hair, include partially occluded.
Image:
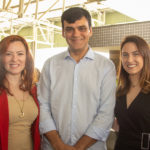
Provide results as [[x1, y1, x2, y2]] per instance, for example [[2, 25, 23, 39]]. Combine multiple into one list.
[[61, 7, 92, 29]]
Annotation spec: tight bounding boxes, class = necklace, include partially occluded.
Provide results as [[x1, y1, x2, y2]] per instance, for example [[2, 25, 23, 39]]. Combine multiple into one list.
[[13, 92, 25, 118]]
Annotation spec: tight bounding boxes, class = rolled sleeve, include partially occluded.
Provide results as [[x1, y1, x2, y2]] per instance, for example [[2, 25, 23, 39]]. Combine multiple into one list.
[[86, 126, 110, 141], [85, 63, 116, 141], [39, 117, 56, 134], [37, 59, 56, 134]]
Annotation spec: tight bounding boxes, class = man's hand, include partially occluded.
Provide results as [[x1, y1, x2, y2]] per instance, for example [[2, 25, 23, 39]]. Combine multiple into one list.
[[44, 130, 76, 150], [74, 135, 97, 150], [45, 131, 97, 150]]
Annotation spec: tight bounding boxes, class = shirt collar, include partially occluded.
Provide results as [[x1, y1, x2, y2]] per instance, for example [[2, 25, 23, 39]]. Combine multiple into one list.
[[64, 47, 95, 60]]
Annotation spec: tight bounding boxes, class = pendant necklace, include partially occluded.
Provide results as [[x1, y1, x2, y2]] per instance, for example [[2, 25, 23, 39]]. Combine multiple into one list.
[[13, 92, 25, 118]]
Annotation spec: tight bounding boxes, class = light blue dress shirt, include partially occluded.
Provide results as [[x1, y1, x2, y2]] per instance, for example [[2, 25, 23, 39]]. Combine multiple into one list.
[[37, 48, 116, 150]]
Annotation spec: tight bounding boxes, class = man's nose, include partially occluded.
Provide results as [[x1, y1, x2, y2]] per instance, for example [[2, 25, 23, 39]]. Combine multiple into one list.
[[73, 28, 80, 36]]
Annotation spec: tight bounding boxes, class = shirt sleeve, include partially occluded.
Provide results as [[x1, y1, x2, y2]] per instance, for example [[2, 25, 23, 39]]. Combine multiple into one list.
[[37, 59, 56, 134], [85, 62, 116, 142]]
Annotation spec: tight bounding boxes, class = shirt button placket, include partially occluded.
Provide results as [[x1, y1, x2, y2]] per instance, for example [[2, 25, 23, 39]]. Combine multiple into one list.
[[71, 63, 79, 144]]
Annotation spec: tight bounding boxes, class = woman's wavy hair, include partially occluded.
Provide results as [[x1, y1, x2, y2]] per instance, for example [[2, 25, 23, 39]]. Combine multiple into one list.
[[117, 35, 150, 97], [0, 35, 34, 94]]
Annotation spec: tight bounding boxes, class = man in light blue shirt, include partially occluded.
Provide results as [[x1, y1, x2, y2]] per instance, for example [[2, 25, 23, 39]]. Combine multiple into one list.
[[38, 7, 116, 150]]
